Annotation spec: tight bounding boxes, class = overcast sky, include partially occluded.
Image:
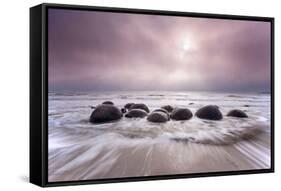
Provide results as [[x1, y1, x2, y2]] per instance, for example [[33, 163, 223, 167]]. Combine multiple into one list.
[[48, 8, 271, 92]]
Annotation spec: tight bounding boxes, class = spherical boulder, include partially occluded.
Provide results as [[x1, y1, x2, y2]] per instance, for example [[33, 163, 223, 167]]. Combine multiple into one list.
[[170, 108, 193, 121], [125, 109, 147, 118], [227, 109, 248, 118], [161, 105, 173, 113], [129, 103, 150, 113], [124, 103, 135, 109], [121, 108, 127, 114], [153, 108, 169, 115], [195, 105, 223, 120], [102, 101, 114, 105], [147, 112, 169, 123], [90, 104, 122, 123]]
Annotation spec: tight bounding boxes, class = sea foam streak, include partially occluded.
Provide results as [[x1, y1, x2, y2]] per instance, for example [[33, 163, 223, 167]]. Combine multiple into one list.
[[48, 91, 271, 181]]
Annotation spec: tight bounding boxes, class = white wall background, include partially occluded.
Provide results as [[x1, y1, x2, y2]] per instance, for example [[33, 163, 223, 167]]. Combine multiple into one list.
[[0, 0, 279, 190]]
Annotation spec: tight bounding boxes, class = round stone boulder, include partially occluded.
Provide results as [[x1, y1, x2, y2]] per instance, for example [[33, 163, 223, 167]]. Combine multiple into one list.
[[161, 105, 173, 113], [121, 108, 127, 114], [125, 109, 147, 118], [90, 104, 122, 123], [124, 103, 135, 109], [170, 108, 193, 121], [153, 108, 169, 115], [227, 109, 248, 118], [147, 112, 169, 123], [195, 105, 223, 120], [129, 103, 150, 113], [102, 101, 114, 105]]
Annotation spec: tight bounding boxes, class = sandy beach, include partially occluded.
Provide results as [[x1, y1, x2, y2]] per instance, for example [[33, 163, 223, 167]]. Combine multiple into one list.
[[48, 129, 270, 182], [48, 91, 271, 182]]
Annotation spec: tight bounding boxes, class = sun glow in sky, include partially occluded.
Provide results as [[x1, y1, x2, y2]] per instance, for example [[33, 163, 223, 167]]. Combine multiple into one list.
[[181, 38, 193, 52], [48, 9, 271, 92], [177, 37, 196, 61], [183, 43, 190, 51]]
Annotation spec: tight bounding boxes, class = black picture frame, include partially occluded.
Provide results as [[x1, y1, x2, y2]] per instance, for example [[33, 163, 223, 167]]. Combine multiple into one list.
[[30, 3, 275, 187]]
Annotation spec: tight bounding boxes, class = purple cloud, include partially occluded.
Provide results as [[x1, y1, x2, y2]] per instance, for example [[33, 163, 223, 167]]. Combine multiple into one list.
[[48, 8, 271, 92]]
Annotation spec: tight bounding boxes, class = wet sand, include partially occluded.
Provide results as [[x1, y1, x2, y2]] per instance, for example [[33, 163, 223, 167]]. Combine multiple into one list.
[[48, 91, 271, 182], [48, 128, 270, 182]]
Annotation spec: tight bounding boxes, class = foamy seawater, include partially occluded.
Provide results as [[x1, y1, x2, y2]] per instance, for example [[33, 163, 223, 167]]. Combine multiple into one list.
[[48, 91, 271, 181]]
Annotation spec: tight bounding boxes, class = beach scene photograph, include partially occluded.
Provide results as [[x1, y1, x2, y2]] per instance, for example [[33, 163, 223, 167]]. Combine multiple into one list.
[[48, 8, 271, 182]]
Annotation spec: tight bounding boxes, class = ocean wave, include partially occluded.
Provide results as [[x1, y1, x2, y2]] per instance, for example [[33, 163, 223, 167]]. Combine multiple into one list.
[[49, 114, 269, 146], [168, 125, 266, 145], [48, 91, 271, 181]]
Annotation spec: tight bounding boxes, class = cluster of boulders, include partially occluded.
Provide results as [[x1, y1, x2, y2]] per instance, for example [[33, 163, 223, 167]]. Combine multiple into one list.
[[89, 101, 248, 124]]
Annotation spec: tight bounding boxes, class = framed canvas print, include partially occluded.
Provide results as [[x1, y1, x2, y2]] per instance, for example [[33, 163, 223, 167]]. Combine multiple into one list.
[[30, 3, 274, 187]]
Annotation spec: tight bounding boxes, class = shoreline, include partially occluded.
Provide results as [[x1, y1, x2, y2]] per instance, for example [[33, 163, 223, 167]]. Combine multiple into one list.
[[48, 91, 271, 182], [48, 129, 270, 182]]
